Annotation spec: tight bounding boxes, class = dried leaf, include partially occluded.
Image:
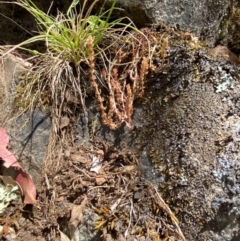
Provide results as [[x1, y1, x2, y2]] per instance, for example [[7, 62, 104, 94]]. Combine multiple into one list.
[[110, 198, 122, 212], [114, 165, 135, 173], [60, 116, 70, 129], [1, 176, 20, 189], [15, 170, 36, 204], [60, 231, 70, 241], [65, 91, 79, 104], [95, 177, 106, 185], [134, 190, 145, 200], [69, 195, 88, 228], [0, 128, 36, 204], [71, 154, 89, 164], [0, 225, 17, 240], [0, 129, 21, 169], [95, 220, 107, 230], [1, 175, 22, 199]]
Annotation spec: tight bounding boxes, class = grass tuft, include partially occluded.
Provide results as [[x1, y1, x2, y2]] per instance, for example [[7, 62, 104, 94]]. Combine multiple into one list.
[[1, 0, 159, 171]]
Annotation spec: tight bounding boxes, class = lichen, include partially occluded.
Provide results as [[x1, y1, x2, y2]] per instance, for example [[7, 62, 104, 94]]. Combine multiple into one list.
[[214, 66, 236, 93]]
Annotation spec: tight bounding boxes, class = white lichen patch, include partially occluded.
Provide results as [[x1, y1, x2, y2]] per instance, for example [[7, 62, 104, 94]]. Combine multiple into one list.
[[0, 183, 19, 214], [213, 157, 232, 181], [215, 66, 236, 93]]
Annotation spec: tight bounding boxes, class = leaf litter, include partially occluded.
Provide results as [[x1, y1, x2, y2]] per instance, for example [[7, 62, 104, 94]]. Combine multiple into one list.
[[0, 133, 186, 240], [0, 127, 36, 205]]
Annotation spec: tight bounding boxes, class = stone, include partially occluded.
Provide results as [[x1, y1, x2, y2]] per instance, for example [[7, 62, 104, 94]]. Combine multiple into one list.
[[0, 0, 237, 48], [0, 54, 50, 183], [107, 0, 231, 44], [89, 42, 240, 240]]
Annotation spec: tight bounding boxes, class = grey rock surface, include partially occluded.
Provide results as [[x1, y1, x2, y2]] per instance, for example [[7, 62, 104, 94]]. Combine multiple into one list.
[[0, 0, 236, 47], [83, 43, 240, 240], [0, 54, 50, 182], [74, 210, 101, 241], [131, 45, 240, 241], [107, 0, 231, 44], [9, 109, 50, 182], [138, 50, 240, 241]]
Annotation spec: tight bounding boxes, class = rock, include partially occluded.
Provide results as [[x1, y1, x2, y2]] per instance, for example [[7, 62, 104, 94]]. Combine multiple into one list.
[[9, 109, 50, 182], [0, 54, 28, 123], [148, 53, 240, 240], [0, 0, 72, 45], [0, 54, 50, 183], [1, 2, 240, 239], [223, 1, 240, 53], [87, 42, 240, 240], [0, 0, 238, 48], [107, 0, 231, 44], [76, 210, 101, 241]]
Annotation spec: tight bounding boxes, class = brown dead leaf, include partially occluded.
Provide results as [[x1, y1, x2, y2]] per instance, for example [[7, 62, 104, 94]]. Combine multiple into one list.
[[114, 165, 136, 173], [56, 196, 65, 202], [0, 225, 17, 240], [65, 91, 80, 104], [60, 116, 70, 129], [71, 154, 90, 164], [123, 165, 136, 172], [0, 128, 37, 204], [69, 195, 88, 228], [15, 170, 37, 204], [0, 175, 22, 199], [95, 149, 104, 158], [60, 230, 70, 241], [64, 149, 70, 157], [1, 175, 20, 188], [95, 177, 106, 185]]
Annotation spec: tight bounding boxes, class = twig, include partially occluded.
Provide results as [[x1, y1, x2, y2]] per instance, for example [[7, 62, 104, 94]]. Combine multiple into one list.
[[144, 179, 187, 241]]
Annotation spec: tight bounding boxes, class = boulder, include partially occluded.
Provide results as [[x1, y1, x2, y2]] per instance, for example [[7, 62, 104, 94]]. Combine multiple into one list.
[[0, 0, 238, 47], [79, 38, 240, 240], [0, 54, 50, 183], [107, 0, 231, 44]]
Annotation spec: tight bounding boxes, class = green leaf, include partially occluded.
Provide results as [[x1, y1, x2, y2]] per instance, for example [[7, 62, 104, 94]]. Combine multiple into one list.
[[67, 0, 79, 18], [87, 15, 108, 30]]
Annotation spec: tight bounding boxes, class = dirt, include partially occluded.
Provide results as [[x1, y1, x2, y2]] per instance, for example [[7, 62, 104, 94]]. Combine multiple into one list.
[[0, 139, 187, 241]]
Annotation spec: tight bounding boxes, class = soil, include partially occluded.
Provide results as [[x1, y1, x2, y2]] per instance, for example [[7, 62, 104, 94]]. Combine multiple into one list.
[[0, 139, 186, 241]]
